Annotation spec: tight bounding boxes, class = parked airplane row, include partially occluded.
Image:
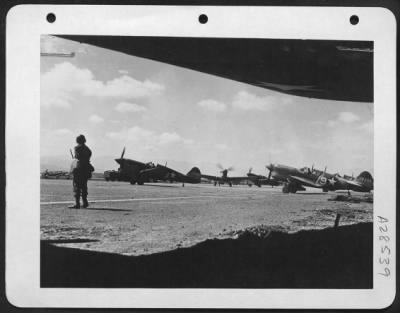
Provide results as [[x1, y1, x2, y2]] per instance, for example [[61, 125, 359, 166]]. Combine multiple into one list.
[[104, 148, 374, 194]]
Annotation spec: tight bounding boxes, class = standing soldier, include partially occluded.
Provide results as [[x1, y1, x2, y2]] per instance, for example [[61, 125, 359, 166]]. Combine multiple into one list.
[[69, 134, 93, 209]]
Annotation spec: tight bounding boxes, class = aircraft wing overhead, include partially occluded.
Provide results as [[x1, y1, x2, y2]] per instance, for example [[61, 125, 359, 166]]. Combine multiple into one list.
[[59, 36, 373, 102]]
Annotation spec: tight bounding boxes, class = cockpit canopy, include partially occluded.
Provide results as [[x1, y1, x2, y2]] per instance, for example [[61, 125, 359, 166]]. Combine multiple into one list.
[[146, 162, 155, 168]]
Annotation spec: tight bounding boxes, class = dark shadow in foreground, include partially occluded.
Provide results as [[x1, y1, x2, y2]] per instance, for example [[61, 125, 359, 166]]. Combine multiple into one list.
[[42, 239, 99, 244], [41, 223, 372, 288]]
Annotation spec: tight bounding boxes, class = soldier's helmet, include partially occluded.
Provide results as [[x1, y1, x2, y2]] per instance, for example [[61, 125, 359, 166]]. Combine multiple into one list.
[[76, 134, 86, 144]]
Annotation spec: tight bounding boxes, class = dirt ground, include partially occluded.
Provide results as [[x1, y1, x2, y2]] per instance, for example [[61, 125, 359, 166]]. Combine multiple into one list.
[[40, 179, 373, 256]]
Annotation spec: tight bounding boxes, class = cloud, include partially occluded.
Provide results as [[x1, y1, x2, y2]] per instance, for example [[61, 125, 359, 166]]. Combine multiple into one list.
[[116, 102, 147, 113], [89, 114, 104, 124], [198, 99, 227, 112], [337, 112, 360, 123], [327, 111, 362, 127], [159, 132, 193, 145], [54, 128, 73, 135], [327, 120, 337, 127], [232, 91, 274, 111], [106, 126, 193, 147], [41, 62, 165, 109], [357, 121, 373, 133], [118, 70, 129, 75], [215, 143, 230, 150], [41, 35, 70, 54]]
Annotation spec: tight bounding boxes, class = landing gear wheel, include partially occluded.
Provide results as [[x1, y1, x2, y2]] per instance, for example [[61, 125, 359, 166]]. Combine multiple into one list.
[[130, 180, 136, 185], [289, 184, 297, 193], [282, 183, 289, 193], [137, 181, 144, 185]]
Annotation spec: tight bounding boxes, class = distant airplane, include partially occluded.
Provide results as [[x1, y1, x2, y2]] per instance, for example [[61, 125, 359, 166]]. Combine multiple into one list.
[[114, 147, 201, 186], [201, 164, 249, 187], [266, 163, 373, 193], [41, 169, 71, 179], [246, 168, 280, 187]]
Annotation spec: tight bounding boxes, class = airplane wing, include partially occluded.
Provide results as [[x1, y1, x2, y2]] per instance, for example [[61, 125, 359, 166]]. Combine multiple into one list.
[[226, 176, 251, 183], [141, 164, 187, 182], [59, 35, 373, 102], [258, 178, 281, 186], [201, 174, 219, 181], [288, 176, 322, 188], [340, 178, 363, 188]]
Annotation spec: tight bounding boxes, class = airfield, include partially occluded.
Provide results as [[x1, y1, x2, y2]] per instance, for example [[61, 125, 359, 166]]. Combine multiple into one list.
[[41, 179, 372, 256]]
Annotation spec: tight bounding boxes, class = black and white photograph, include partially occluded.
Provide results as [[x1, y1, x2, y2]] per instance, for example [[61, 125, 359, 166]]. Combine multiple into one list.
[[5, 5, 397, 309], [40, 35, 374, 288]]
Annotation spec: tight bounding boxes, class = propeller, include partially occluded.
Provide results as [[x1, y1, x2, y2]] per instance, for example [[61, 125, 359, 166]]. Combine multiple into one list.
[[217, 163, 234, 172], [311, 163, 314, 172], [115, 147, 126, 166], [266, 164, 273, 182], [248, 167, 253, 174], [267, 170, 272, 182]]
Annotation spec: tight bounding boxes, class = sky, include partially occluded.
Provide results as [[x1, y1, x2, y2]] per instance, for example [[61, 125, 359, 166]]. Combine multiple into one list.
[[40, 35, 373, 177]]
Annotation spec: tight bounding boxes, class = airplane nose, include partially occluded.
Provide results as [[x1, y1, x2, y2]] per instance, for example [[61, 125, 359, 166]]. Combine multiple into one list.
[[115, 158, 122, 165]]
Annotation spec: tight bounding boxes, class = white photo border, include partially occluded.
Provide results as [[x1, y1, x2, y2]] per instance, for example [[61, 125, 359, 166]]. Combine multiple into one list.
[[5, 5, 397, 309]]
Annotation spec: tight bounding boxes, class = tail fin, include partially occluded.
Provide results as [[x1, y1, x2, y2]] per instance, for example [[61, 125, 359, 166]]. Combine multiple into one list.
[[187, 167, 201, 178], [356, 171, 374, 189]]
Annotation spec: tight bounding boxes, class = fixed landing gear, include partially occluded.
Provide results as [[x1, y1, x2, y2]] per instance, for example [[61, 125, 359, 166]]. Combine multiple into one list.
[[282, 182, 297, 193]]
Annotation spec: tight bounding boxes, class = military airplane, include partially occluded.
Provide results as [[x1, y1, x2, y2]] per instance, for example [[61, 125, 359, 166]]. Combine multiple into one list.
[[246, 168, 280, 187], [201, 164, 249, 187], [114, 147, 201, 186], [137, 163, 202, 187], [266, 163, 373, 193], [41, 170, 71, 179]]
